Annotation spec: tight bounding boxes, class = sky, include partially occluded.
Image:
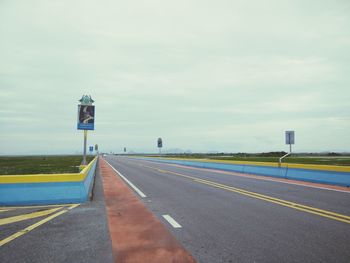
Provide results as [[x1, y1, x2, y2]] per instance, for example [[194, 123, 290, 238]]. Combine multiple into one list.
[[0, 0, 349, 155]]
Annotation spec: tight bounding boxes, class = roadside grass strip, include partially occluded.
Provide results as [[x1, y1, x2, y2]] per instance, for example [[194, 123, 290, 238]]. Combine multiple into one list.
[[0, 204, 79, 247], [144, 165, 350, 225], [0, 157, 97, 205]]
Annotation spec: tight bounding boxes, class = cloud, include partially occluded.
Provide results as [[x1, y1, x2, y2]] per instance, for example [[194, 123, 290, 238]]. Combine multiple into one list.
[[0, 0, 349, 154]]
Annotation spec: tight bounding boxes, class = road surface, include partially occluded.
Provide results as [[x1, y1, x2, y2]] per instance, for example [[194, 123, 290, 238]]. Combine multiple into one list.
[[104, 155, 350, 263]]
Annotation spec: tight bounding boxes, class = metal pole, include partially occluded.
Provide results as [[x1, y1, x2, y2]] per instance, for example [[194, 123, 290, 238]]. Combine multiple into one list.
[[83, 130, 87, 165], [279, 152, 291, 167], [288, 133, 292, 153]]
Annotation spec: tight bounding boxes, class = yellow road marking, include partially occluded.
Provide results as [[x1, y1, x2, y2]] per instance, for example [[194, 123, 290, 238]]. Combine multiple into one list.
[[0, 204, 79, 247], [195, 179, 350, 224], [0, 204, 72, 210], [0, 207, 63, 226], [143, 165, 350, 224]]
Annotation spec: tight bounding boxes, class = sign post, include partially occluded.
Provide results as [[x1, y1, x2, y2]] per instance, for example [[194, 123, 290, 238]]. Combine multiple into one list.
[[77, 95, 95, 165], [95, 144, 99, 155], [279, 130, 295, 166], [157, 138, 163, 155], [285, 131, 295, 153]]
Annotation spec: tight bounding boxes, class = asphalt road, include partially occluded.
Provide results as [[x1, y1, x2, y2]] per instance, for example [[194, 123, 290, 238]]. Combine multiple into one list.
[[105, 155, 350, 263]]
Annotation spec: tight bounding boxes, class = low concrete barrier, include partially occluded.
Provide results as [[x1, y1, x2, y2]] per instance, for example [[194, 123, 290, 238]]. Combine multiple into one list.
[[0, 157, 98, 206], [139, 157, 350, 187]]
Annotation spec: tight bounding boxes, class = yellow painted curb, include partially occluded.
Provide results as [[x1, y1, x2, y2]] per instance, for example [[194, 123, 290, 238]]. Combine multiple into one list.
[[0, 157, 97, 184], [151, 157, 350, 173]]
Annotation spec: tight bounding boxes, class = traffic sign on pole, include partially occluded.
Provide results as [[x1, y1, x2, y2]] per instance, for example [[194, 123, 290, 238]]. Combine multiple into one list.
[[279, 130, 295, 166], [285, 131, 295, 153], [285, 131, 295, 145], [157, 138, 163, 155], [157, 138, 163, 148]]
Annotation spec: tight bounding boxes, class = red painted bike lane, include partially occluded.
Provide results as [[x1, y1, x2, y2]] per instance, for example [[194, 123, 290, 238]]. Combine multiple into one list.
[[99, 158, 196, 263]]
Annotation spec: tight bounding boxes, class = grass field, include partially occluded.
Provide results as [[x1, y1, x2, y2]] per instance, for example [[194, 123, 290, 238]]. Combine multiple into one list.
[[0, 155, 95, 175], [147, 154, 350, 166]]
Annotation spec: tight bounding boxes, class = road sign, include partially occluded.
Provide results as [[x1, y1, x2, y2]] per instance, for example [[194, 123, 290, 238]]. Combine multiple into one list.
[[89, 146, 94, 152], [285, 131, 295, 145], [77, 105, 95, 130], [157, 138, 163, 148]]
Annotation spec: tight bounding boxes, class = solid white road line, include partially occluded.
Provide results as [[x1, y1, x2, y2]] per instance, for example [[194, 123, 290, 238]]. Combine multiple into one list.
[[162, 214, 182, 228], [105, 160, 147, 198]]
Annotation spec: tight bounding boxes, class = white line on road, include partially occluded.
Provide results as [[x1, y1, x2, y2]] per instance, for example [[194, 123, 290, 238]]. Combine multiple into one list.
[[162, 214, 182, 228], [104, 160, 147, 198]]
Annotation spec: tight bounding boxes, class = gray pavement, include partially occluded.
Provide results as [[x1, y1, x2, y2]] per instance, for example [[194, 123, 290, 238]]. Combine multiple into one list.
[[0, 162, 114, 263], [105, 156, 350, 263]]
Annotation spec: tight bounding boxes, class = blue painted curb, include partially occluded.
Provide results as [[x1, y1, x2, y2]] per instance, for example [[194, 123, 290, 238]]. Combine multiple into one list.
[[0, 158, 98, 206], [138, 158, 350, 187]]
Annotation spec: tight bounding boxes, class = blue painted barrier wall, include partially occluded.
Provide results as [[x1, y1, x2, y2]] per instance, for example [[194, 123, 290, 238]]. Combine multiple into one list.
[[138, 158, 350, 187], [0, 158, 97, 206]]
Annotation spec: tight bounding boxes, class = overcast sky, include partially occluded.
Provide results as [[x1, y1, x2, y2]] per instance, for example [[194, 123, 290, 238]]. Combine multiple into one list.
[[0, 0, 349, 155]]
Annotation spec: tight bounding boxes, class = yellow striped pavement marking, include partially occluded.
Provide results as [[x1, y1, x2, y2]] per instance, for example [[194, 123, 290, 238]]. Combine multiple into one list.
[[0, 204, 80, 247], [0, 204, 72, 210], [143, 165, 350, 224], [0, 207, 63, 226]]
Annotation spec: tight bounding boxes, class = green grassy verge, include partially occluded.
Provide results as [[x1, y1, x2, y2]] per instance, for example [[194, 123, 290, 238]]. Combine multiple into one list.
[[0, 155, 95, 175], [145, 154, 350, 166]]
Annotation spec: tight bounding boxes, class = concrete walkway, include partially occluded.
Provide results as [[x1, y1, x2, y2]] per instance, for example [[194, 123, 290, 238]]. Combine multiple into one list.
[[0, 162, 114, 263]]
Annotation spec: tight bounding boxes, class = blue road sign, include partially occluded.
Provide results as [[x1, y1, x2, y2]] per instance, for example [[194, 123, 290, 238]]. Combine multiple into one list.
[[89, 146, 94, 152], [285, 131, 295, 145]]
